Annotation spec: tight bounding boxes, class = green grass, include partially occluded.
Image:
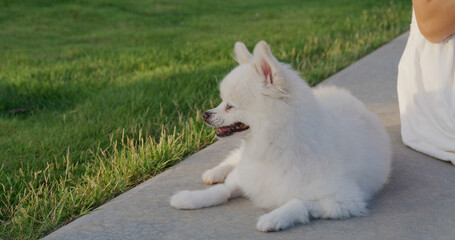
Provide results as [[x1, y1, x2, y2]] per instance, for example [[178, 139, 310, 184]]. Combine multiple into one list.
[[0, 0, 411, 239]]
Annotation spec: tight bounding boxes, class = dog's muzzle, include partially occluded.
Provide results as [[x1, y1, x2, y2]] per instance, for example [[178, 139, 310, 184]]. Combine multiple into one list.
[[202, 111, 249, 137]]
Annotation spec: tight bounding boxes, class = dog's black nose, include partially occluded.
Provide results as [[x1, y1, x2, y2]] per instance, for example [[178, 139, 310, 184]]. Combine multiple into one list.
[[203, 111, 212, 120]]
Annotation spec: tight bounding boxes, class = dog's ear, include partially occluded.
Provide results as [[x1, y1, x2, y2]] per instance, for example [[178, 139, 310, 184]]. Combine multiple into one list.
[[234, 42, 253, 64], [253, 41, 287, 96]]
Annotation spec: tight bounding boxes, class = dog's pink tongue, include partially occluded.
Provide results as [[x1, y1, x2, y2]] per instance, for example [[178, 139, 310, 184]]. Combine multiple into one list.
[[217, 126, 231, 133]]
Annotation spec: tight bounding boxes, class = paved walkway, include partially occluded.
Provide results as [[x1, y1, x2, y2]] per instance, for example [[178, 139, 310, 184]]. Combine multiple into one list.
[[43, 33, 455, 240]]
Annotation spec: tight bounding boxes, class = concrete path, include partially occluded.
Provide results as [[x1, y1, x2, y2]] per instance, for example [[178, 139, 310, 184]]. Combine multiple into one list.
[[43, 33, 455, 240]]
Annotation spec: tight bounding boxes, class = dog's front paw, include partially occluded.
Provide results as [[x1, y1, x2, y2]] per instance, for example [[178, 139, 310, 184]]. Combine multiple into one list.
[[256, 213, 286, 232], [170, 190, 198, 209], [202, 168, 225, 185]]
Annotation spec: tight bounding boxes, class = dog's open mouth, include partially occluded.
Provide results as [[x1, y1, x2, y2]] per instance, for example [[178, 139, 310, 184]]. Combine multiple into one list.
[[216, 122, 249, 137]]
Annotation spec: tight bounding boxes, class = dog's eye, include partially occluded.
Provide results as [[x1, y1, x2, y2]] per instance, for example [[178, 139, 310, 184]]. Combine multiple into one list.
[[225, 104, 233, 111]]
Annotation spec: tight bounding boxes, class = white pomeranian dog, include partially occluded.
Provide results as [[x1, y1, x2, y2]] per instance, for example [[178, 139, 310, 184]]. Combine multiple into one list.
[[170, 41, 391, 232]]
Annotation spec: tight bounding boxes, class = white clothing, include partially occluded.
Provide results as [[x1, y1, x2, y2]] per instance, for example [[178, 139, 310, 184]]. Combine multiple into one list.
[[397, 10, 455, 163]]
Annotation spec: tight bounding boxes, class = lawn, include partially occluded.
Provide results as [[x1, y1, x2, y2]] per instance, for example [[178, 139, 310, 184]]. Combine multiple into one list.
[[0, 0, 411, 239]]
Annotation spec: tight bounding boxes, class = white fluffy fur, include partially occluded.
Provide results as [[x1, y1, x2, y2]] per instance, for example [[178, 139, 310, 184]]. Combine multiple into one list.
[[170, 41, 391, 232]]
